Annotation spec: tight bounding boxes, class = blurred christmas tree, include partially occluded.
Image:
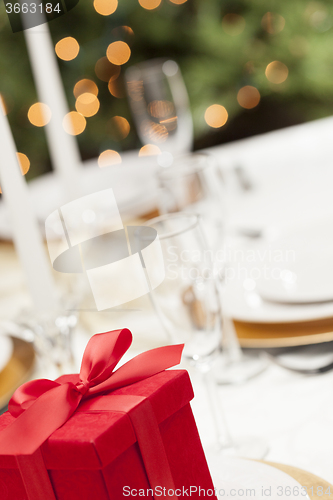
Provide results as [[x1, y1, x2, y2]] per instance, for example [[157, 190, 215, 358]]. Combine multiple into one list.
[[0, 0, 333, 179]]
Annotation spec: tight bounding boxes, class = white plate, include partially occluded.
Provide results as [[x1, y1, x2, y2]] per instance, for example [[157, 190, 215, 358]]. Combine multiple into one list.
[[0, 336, 13, 374], [207, 457, 310, 499], [0, 153, 160, 240], [222, 235, 333, 323], [255, 219, 333, 304]]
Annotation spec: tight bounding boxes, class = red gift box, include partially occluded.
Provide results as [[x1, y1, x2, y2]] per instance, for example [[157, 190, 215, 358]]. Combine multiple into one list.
[[0, 329, 215, 499]]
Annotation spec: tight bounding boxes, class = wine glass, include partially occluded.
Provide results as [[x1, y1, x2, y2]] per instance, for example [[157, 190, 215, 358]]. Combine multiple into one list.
[[135, 213, 268, 461], [156, 153, 268, 384], [157, 152, 225, 251], [125, 58, 193, 154]]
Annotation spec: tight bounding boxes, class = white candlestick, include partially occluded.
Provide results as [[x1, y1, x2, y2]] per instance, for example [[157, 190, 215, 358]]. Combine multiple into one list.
[[0, 108, 56, 312], [23, 19, 82, 201]]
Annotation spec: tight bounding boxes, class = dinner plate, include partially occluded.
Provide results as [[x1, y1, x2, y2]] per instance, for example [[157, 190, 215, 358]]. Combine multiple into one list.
[[207, 457, 311, 499], [0, 336, 13, 374], [223, 262, 333, 324], [0, 153, 159, 240], [222, 230, 333, 323], [256, 219, 333, 304]]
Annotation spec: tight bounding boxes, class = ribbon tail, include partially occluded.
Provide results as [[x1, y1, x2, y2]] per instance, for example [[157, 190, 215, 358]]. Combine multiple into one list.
[[129, 398, 178, 499], [89, 344, 184, 395], [0, 383, 81, 455]]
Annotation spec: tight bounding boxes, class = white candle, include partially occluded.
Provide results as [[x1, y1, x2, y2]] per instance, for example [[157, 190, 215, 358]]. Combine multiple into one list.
[[0, 107, 56, 312], [23, 19, 82, 201]]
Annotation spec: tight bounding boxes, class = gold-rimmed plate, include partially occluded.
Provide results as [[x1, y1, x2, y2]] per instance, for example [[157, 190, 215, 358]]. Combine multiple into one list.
[[234, 317, 333, 348], [0, 337, 35, 410], [261, 461, 333, 500]]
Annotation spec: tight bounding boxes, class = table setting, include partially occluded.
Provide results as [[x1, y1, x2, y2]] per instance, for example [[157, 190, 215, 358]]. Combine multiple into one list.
[[1, 0, 333, 498]]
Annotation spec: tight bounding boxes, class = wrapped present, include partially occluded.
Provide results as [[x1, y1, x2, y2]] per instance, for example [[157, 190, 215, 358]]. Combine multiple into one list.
[[0, 329, 215, 499]]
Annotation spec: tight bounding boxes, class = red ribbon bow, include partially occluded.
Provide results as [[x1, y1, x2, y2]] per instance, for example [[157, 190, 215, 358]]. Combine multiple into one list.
[[0, 328, 184, 456]]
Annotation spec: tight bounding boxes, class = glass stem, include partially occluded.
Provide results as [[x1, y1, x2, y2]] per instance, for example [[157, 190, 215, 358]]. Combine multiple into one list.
[[221, 315, 243, 363], [215, 266, 243, 363], [200, 366, 234, 450]]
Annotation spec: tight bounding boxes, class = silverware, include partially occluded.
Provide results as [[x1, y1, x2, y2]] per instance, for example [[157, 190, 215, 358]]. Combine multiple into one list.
[[264, 346, 333, 374], [234, 165, 255, 192]]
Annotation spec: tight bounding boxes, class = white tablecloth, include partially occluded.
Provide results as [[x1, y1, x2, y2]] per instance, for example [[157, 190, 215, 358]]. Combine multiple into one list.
[[2, 115, 333, 484]]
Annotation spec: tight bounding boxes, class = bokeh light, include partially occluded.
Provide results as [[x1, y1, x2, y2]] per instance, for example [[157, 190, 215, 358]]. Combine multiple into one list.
[[62, 112, 86, 135], [237, 86, 260, 109], [0, 95, 7, 115], [306, 4, 332, 32], [55, 37, 80, 61], [73, 79, 98, 99], [28, 103, 52, 127], [109, 116, 130, 140], [148, 100, 175, 119], [122, 26, 134, 35], [16, 153, 30, 175], [106, 41, 131, 66], [0, 152, 30, 193], [222, 14, 246, 36], [112, 26, 135, 40], [93, 0, 118, 16], [265, 61, 288, 84], [139, 144, 161, 156], [169, 0, 187, 4], [204, 104, 228, 128], [261, 12, 285, 34], [140, 120, 168, 142], [127, 80, 144, 102], [95, 57, 120, 82], [108, 78, 125, 98], [138, 0, 161, 10], [98, 150, 122, 167], [75, 93, 100, 117]]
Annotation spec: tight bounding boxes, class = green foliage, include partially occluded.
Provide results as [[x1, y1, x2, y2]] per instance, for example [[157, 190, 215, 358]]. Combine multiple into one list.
[[0, 0, 333, 178]]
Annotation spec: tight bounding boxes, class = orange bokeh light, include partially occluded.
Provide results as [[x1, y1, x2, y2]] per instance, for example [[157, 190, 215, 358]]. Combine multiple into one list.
[[16, 152, 30, 175], [0, 152, 31, 193], [138, 0, 161, 9], [95, 57, 120, 82], [75, 93, 100, 117], [122, 26, 134, 35], [74, 79, 98, 99], [98, 150, 122, 167], [0, 94, 8, 115], [62, 112, 86, 135], [109, 116, 130, 139], [139, 144, 161, 156], [204, 105, 228, 128], [93, 0, 118, 16], [140, 120, 168, 143], [108, 78, 125, 98], [55, 37, 80, 61], [237, 86, 260, 109], [265, 61, 288, 84], [106, 41, 131, 66], [28, 103, 51, 127]]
